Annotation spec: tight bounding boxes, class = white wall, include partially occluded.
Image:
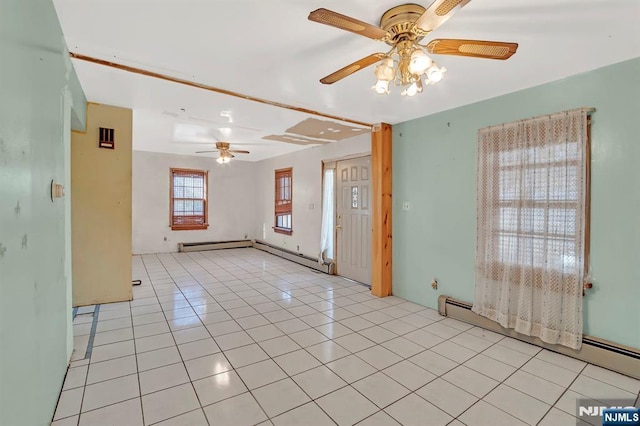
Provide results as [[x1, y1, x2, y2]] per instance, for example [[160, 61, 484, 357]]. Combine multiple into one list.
[[133, 151, 256, 254], [254, 133, 371, 257]]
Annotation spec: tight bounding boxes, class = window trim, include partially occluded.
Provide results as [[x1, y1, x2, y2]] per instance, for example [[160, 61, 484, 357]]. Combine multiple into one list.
[[274, 167, 293, 235], [169, 167, 209, 231], [583, 118, 591, 280]]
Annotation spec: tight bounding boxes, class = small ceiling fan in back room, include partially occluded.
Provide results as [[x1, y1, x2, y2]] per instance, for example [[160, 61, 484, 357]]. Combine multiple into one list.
[[308, 0, 518, 96], [196, 142, 250, 164]]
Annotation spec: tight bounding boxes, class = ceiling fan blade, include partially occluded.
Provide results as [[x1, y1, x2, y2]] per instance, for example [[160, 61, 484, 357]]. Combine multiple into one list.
[[415, 0, 472, 33], [427, 39, 518, 60], [195, 150, 219, 153], [228, 150, 250, 154], [320, 53, 385, 85], [308, 8, 387, 40]]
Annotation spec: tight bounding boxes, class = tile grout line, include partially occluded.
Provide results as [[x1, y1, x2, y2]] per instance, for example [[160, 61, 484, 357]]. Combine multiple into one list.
[[180, 250, 444, 423], [64, 259, 149, 421], [170, 251, 314, 423], [177, 251, 342, 425], [447, 336, 539, 425], [168, 250, 636, 424], [170, 251, 335, 418], [67, 304, 102, 424], [74, 307, 96, 425], [132, 256, 152, 426], [159, 249, 576, 425], [158, 250, 474, 423], [61, 249, 639, 426], [442, 331, 597, 424], [533, 362, 589, 425], [174, 252, 285, 423], [141, 253, 212, 426], [367, 325, 507, 425], [63, 318, 588, 424]]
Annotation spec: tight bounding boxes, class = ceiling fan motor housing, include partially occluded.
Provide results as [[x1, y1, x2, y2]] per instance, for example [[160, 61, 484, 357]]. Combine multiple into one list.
[[380, 3, 429, 45]]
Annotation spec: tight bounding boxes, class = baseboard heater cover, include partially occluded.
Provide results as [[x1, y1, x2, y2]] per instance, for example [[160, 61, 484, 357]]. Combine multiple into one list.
[[178, 240, 253, 252], [438, 295, 640, 380], [252, 240, 334, 274], [177, 239, 334, 274]]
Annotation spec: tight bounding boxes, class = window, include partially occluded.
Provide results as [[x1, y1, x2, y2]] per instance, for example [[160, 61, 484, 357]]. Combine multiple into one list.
[[274, 168, 292, 235], [476, 110, 590, 283], [473, 109, 591, 350], [170, 168, 208, 231]]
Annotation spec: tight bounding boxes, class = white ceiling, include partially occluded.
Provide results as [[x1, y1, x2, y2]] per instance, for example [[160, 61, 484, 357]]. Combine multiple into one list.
[[54, 0, 640, 161]]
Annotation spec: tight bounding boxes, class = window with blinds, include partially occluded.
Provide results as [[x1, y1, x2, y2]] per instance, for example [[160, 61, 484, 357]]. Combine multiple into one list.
[[170, 168, 208, 231], [274, 168, 293, 235]]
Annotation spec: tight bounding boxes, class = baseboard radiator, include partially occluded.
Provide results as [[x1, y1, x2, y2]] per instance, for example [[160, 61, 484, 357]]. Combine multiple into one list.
[[252, 240, 334, 274], [178, 239, 253, 252], [177, 239, 334, 274], [438, 295, 640, 380]]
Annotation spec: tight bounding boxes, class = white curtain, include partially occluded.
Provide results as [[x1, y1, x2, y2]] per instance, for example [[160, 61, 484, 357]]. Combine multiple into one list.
[[473, 109, 589, 349], [319, 169, 335, 262]]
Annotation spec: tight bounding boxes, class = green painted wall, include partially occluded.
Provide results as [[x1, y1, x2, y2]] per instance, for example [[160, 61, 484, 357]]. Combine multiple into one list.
[[393, 57, 640, 349], [0, 0, 86, 424]]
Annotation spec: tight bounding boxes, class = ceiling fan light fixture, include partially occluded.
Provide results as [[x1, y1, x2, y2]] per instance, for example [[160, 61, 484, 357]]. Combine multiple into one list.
[[216, 155, 231, 164], [426, 65, 446, 83], [374, 58, 395, 80], [309, 4, 518, 98], [408, 49, 432, 75], [402, 81, 420, 97], [372, 57, 395, 95], [372, 79, 391, 94]]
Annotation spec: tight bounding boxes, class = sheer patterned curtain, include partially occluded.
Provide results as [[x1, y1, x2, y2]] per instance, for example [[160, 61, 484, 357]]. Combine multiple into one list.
[[473, 109, 589, 349], [319, 169, 335, 262]]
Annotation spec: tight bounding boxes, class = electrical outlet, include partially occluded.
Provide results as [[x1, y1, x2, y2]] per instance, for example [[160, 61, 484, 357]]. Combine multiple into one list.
[[297, 245, 300, 252], [431, 278, 438, 290], [402, 201, 410, 211]]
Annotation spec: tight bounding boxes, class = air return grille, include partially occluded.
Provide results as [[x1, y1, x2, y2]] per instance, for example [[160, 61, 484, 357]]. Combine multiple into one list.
[[98, 127, 115, 149]]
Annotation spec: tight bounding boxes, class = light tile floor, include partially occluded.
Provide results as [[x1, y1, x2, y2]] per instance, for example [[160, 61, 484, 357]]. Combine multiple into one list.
[[53, 248, 640, 425]]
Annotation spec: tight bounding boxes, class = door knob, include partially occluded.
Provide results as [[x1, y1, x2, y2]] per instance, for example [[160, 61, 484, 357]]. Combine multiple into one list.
[[336, 225, 342, 230]]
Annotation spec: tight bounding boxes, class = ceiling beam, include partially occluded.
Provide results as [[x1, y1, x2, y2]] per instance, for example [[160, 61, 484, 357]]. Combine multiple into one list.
[[70, 53, 372, 128]]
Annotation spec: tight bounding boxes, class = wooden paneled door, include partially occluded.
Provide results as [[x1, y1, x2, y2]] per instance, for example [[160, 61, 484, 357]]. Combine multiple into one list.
[[336, 156, 372, 285]]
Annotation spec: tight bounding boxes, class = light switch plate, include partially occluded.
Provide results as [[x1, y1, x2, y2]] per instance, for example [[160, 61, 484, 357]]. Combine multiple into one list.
[[402, 202, 410, 211]]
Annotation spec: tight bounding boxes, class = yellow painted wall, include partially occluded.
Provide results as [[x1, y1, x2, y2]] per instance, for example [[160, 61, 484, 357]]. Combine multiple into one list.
[[72, 103, 132, 306]]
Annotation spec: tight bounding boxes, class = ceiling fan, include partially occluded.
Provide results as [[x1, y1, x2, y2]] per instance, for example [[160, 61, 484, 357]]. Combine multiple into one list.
[[308, 0, 518, 96], [196, 142, 250, 164]]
